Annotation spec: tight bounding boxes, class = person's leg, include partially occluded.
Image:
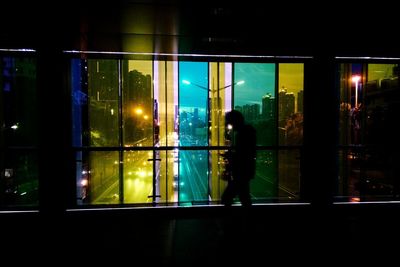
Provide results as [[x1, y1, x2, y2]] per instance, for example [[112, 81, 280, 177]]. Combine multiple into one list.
[[238, 180, 252, 206], [221, 181, 236, 206]]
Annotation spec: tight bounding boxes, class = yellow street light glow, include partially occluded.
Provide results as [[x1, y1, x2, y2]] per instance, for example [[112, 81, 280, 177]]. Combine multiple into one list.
[[135, 108, 143, 115], [143, 115, 149, 120]]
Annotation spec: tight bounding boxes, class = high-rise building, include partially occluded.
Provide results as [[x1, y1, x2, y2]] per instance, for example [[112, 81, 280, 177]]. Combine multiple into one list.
[[297, 90, 304, 113], [242, 103, 260, 123], [262, 93, 275, 120], [279, 89, 295, 120]]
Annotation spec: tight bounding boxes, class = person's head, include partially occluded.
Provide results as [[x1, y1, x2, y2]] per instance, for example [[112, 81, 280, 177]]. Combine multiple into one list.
[[225, 110, 245, 130]]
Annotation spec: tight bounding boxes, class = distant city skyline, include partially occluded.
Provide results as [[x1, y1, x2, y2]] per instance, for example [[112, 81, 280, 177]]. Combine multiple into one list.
[[127, 61, 304, 119]]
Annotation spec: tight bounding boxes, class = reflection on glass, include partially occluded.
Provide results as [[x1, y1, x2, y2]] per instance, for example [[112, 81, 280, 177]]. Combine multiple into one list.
[[88, 59, 120, 147], [1, 56, 38, 207], [339, 63, 363, 146]]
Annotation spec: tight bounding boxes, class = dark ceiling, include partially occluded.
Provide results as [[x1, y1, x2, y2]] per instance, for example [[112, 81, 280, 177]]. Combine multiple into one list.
[[1, 1, 399, 57]]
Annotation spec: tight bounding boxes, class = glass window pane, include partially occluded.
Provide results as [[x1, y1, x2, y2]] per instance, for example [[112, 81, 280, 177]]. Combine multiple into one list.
[[178, 62, 209, 205], [73, 59, 121, 205], [337, 63, 400, 202], [209, 62, 232, 202], [278, 63, 304, 145], [122, 60, 153, 147], [179, 61, 208, 146], [278, 149, 301, 201], [252, 150, 278, 202], [154, 61, 178, 147], [1, 150, 38, 206], [87, 59, 120, 147], [234, 63, 276, 146], [337, 148, 361, 201], [277, 63, 304, 202], [156, 150, 177, 204], [123, 150, 153, 204], [1, 56, 38, 207], [234, 63, 277, 202], [178, 150, 209, 205], [337, 63, 362, 201], [71, 58, 88, 147], [154, 60, 178, 205], [339, 63, 363, 146], [364, 64, 399, 199], [82, 151, 120, 204], [1, 56, 38, 146], [70, 56, 308, 207]]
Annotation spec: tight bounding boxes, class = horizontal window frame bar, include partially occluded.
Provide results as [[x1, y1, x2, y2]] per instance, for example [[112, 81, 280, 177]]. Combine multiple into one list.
[[64, 50, 313, 60], [71, 145, 303, 151]]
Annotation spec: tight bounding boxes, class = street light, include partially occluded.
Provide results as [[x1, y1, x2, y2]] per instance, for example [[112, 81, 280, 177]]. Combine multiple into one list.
[[182, 78, 245, 116], [351, 75, 361, 108], [181, 78, 244, 121], [181, 79, 245, 143], [182, 79, 244, 92]]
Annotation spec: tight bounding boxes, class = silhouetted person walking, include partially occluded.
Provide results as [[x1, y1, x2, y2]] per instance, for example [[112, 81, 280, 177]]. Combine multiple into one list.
[[221, 110, 256, 207]]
